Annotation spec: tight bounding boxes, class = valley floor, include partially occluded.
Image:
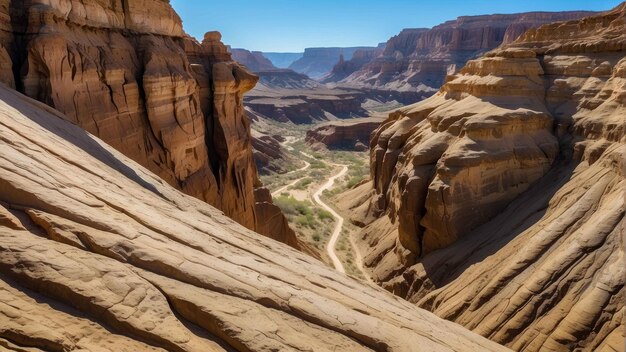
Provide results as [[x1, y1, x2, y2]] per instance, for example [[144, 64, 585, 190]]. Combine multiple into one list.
[[259, 123, 371, 279]]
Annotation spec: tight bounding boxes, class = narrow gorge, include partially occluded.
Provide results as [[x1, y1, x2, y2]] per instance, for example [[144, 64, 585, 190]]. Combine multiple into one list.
[[0, 1, 623, 351]]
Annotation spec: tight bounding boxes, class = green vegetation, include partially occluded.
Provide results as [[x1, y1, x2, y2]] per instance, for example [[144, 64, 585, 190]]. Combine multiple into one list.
[[273, 195, 335, 230], [293, 178, 313, 190]]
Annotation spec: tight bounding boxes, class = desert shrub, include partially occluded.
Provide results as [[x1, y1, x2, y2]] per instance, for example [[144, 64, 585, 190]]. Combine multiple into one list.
[[316, 209, 334, 221], [293, 178, 313, 190]]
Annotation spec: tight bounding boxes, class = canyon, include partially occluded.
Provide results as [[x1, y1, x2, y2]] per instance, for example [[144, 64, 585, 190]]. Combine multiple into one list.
[[0, 0, 623, 351], [0, 83, 507, 351], [341, 5, 625, 351]]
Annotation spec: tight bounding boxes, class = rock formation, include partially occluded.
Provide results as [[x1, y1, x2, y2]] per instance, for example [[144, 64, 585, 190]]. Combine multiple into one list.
[[230, 48, 279, 72], [345, 6, 625, 351], [0, 83, 510, 351], [289, 46, 378, 79], [336, 12, 596, 92], [305, 117, 384, 151], [0, 1, 298, 249], [322, 44, 385, 83]]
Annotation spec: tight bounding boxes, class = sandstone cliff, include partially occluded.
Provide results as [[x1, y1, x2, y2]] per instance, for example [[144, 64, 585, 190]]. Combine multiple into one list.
[[345, 6, 625, 351], [0, 83, 510, 352], [230, 48, 279, 72], [337, 12, 595, 92], [0, 1, 298, 249]]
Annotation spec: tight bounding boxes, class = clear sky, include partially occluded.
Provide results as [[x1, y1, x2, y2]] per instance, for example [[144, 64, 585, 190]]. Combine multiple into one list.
[[170, 0, 623, 52]]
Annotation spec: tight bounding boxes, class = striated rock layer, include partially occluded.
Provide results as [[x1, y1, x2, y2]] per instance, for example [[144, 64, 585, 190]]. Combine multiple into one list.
[[0, 84, 509, 352], [347, 5, 626, 351], [0, 1, 299, 249], [336, 11, 596, 92]]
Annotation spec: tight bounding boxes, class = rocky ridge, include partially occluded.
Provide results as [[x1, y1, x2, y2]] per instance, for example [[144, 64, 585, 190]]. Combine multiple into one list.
[[0, 0, 299, 248], [343, 6, 625, 351], [335, 11, 596, 92], [0, 82, 510, 351]]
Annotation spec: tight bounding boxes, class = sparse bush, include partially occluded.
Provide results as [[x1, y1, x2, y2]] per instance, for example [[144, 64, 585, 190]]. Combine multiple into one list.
[[293, 178, 313, 190]]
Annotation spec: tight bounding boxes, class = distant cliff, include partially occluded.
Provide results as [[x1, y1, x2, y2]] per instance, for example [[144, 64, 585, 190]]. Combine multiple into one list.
[[333, 11, 596, 92], [229, 48, 279, 72], [289, 46, 378, 78], [0, 0, 300, 249]]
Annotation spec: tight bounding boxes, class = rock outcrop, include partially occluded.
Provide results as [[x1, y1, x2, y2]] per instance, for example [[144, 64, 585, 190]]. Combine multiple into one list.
[[305, 117, 384, 151], [0, 83, 510, 352], [0, 1, 299, 249], [230, 48, 279, 72], [289, 46, 378, 79], [346, 6, 625, 351], [337, 12, 596, 92]]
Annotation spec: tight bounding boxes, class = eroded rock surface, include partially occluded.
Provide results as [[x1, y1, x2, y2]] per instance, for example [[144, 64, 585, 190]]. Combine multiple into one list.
[[346, 6, 625, 351], [0, 84, 509, 352], [0, 0, 299, 249]]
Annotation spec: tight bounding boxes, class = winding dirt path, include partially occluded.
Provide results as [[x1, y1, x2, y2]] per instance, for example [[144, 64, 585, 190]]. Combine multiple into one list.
[[312, 165, 348, 274]]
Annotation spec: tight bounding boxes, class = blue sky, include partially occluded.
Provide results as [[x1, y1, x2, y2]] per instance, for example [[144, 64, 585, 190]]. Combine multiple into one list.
[[170, 0, 623, 52]]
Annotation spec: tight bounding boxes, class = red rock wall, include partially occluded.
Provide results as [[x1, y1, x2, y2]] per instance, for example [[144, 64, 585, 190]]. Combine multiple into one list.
[[0, 0, 300, 249]]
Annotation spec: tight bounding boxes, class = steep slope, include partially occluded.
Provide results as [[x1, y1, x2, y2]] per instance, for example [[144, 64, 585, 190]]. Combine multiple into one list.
[[0, 84, 509, 352], [0, 1, 298, 248], [346, 6, 625, 351], [338, 12, 595, 92]]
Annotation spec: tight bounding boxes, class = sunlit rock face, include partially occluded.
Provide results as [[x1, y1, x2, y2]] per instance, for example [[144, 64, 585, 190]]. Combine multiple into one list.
[[348, 6, 625, 351], [0, 0, 299, 248]]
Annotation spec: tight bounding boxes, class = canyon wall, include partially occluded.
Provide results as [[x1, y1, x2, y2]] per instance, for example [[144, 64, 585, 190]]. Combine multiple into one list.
[[322, 45, 385, 83], [0, 0, 299, 248], [336, 12, 596, 92], [347, 6, 625, 351]]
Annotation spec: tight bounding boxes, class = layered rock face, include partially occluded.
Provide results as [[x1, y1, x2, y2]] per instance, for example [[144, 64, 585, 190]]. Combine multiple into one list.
[[289, 46, 377, 79], [322, 45, 385, 83], [0, 1, 299, 249], [305, 117, 384, 151], [348, 6, 625, 351], [230, 47, 278, 72], [337, 12, 595, 92], [0, 84, 510, 352]]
